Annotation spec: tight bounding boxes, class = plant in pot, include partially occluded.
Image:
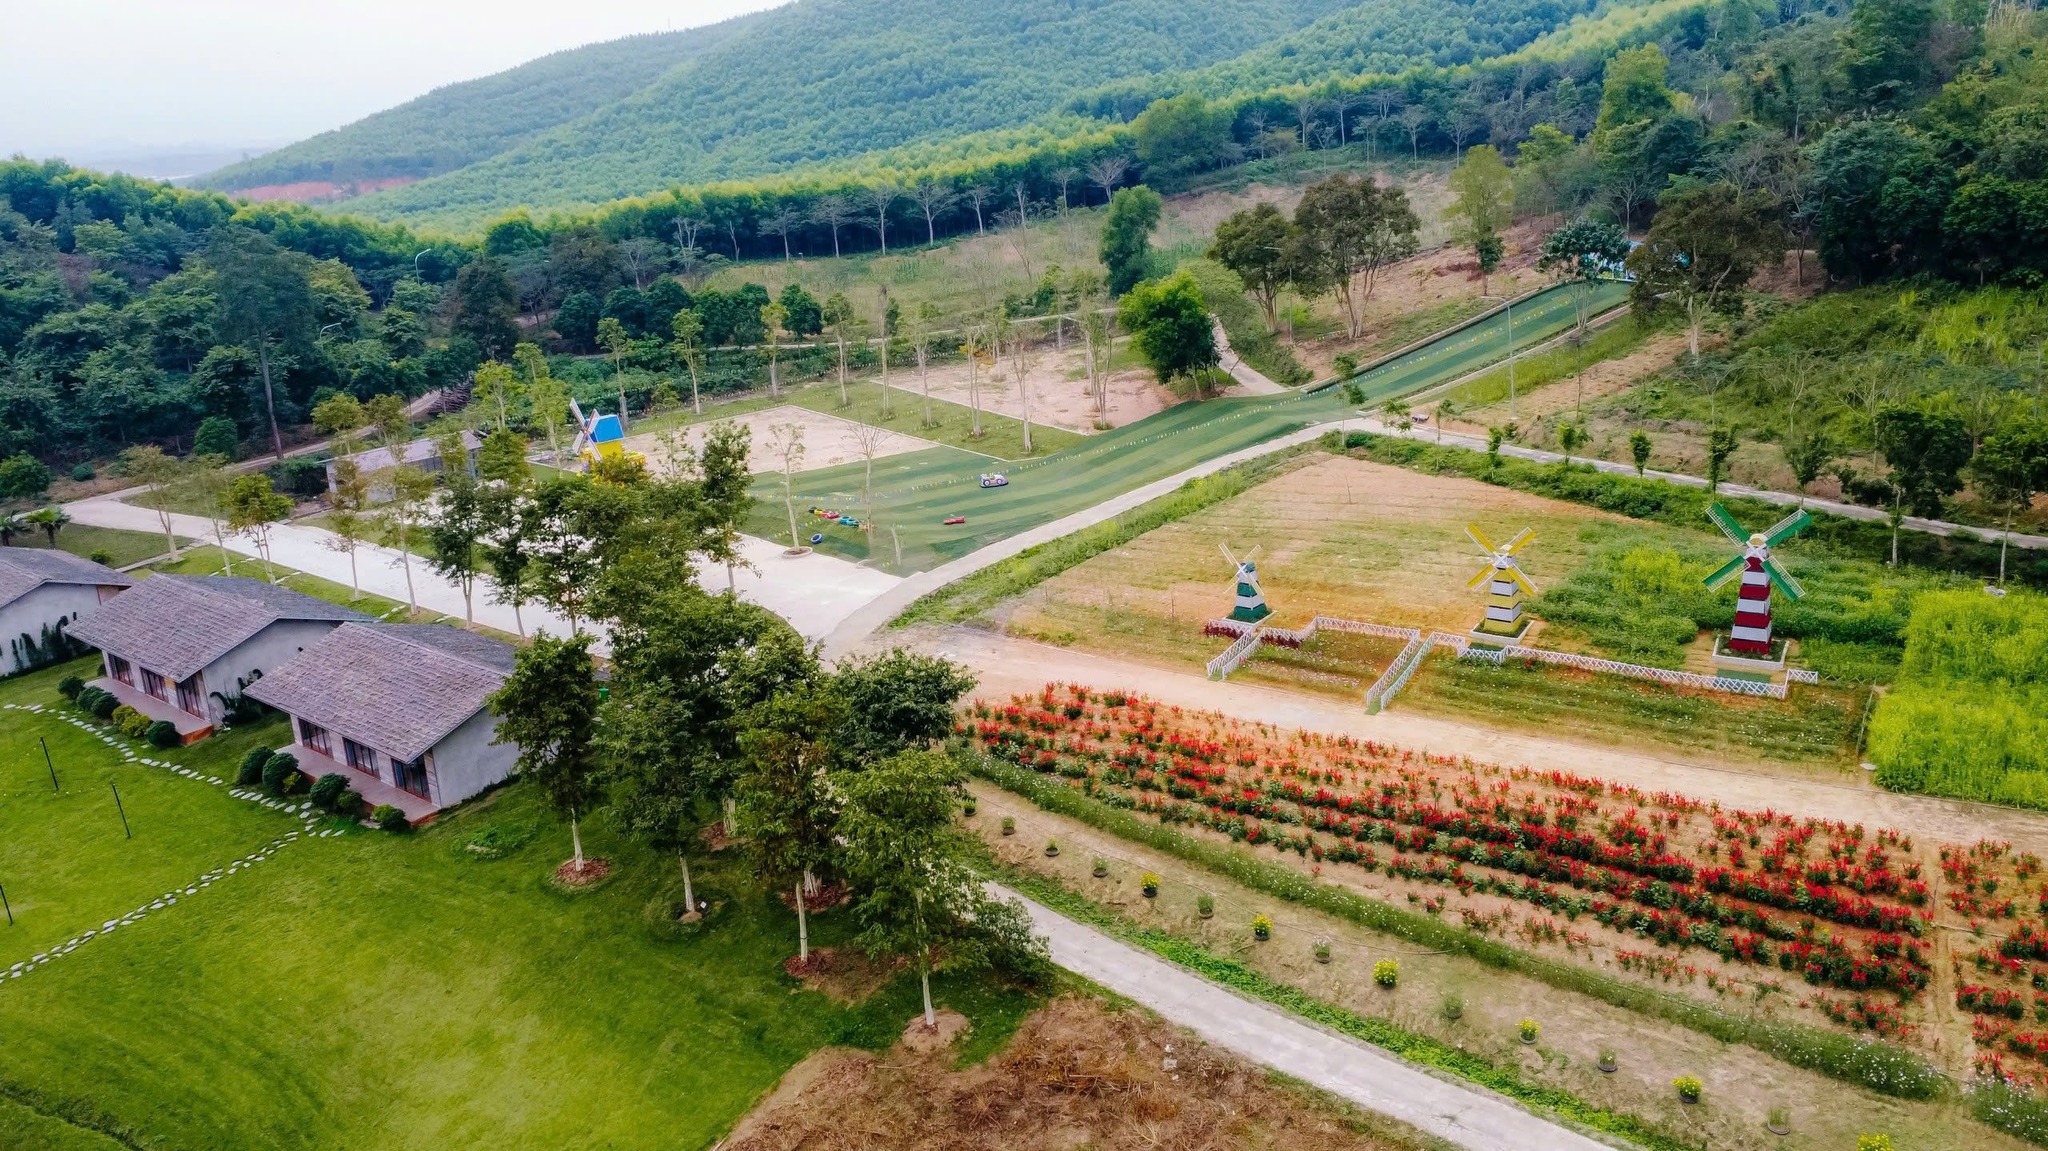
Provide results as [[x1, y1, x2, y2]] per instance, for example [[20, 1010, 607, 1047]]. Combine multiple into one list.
[[1440, 992, 1463, 1021], [1140, 872, 1160, 898], [1597, 1047, 1617, 1073], [1196, 893, 1213, 918], [1044, 838, 1060, 858], [961, 798, 977, 817], [1766, 1107, 1791, 1136], [1517, 1018, 1540, 1045], [1313, 939, 1332, 964], [1000, 816, 1015, 836], [1251, 913, 1273, 941], [1673, 1075, 1703, 1105], [1090, 857, 1109, 878]]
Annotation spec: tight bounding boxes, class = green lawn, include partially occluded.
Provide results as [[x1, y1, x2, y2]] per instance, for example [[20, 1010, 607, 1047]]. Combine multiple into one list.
[[0, 661, 1043, 1149], [0, 659, 294, 959], [9, 526, 184, 569]]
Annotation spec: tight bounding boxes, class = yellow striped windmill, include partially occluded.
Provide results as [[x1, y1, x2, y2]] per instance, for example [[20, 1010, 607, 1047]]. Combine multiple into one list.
[[1465, 524, 1537, 638]]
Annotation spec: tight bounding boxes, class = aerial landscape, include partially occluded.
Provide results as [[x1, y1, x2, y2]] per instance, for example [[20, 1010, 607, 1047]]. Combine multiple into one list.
[[8, 0, 2048, 1147]]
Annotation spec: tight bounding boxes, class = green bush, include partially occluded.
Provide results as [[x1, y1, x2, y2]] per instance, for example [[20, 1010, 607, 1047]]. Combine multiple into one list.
[[0, 453, 52, 499], [111, 705, 149, 739], [145, 721, 179, 748], [308, 773, 349, 810], [68, 462, 94, 482], [57, 674, 83, 700], [237, 747, 273, 787], [373, 804, 409, 832], [88, 689, 118, 720], [334, 788, 364, 818], [1374, 958, 1400, 987], [260, 752, 301, 796]]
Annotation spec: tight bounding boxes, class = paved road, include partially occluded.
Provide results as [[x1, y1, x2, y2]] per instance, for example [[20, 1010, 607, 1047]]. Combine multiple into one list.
[[1001, 886, 1618, 1151]]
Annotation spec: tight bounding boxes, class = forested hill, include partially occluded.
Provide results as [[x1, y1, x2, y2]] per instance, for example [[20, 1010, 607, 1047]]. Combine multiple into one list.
[[257, 0, 1386, 228], [198, 15, 765, 193]]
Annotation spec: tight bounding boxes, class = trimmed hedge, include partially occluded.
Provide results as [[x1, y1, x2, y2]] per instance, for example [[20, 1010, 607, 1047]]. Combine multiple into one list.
[[968, 750, 1947, 1101], [237, 747, 273, 787]]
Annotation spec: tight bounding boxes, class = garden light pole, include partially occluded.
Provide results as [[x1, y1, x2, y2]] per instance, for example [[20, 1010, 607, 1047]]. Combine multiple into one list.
[[41, 737, 56, 791], [413, 249, 433, 278], [111, 781, 131, 839], [0, 882, 11, 926], [1481, 294, 1517, 423]]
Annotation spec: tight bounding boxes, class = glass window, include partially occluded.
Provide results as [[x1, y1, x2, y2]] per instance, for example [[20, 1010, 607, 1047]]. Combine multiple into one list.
[[343, 738, 378, 779], [299, 719, 332, 756]]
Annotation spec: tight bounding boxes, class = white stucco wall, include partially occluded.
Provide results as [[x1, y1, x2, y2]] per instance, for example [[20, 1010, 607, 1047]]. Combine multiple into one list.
[[197, 620, 352, 725], [0, 584, 113, 676], [427, 706, 517, 808]]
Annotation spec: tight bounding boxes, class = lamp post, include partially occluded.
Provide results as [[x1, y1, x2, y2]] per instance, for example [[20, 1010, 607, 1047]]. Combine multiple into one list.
[[1481, 293, 1517, 424], [412, 248, 433, 278]]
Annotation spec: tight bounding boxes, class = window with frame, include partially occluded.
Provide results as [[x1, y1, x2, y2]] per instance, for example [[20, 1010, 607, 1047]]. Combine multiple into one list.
[[391, 756, 429, 800], [175, 675, 203, 717], [140, 668, 168, 701], [343, 738, 378, 779], [298, 719, 332, 756], [109, 655, 133, 685]]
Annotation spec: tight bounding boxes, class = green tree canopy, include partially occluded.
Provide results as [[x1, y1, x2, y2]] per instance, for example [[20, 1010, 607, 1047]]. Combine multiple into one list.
[[1117, 270, 1219, 388], [1100, 185, 1163, 297]]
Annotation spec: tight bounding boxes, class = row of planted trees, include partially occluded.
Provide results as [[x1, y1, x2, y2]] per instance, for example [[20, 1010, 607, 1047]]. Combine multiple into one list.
[[474, 448, 1048, 1021]]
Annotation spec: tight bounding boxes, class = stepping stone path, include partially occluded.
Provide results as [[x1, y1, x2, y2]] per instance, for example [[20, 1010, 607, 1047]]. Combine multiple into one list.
[[1, 703, 334, 990]]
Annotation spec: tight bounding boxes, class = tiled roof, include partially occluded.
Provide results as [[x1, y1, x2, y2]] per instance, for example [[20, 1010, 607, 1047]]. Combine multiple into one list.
[[66, 575, 368, 681], [0, 547, 133, 609], [245, 623, 515, 764]]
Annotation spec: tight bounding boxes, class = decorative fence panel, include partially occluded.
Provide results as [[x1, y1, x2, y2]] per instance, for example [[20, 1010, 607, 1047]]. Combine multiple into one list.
[[1456, 644, 1788, 699], [1207, 629, 1264, 679], [1364, 630, 1430, 713]]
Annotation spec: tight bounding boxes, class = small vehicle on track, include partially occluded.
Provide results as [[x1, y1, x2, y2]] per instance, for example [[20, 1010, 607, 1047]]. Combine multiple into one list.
[[943, 515, 966, 525], [978, 473, 1009, 488]]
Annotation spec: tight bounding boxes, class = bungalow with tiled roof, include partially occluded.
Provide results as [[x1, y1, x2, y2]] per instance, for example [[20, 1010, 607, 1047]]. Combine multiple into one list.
[[0, 547, 134, 675], [68, 575, 368, 742], [247, 623, 519, 824]]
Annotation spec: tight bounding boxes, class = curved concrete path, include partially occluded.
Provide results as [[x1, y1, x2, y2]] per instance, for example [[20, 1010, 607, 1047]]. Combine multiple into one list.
[[1003, 886, 1619, 1151]]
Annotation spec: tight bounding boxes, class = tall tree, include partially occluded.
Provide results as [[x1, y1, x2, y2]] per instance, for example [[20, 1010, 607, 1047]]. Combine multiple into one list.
[[670, 309, 706, 416], [325, 454, 372, 596], [1100, 185, 1163, 297], [696, 420, 753, 593], [426, 470, 490, 623], [206, 226, 316, 459], [224, 473, 292, 582], [1118, 271, 1220, 391], [489, 633, 603, 870], [736, 681, 845, 963], [480, 482, 534, 636], [448, 256, 521, 360], [376, 465, 437, 612], [1208, 203, 1296, 330], [811, 196, 851, 259], [1445, 145, 1514, 296], [1874, 404, 1973, 562], [1625, 185, 1785, 358], [523, 475, 632, 633], [1290, 174, 1419, 340], [120, 444, 187, 560], [862, 183, 900, 255], [831, 649, 976, 765], [1970, 425, 2048, 584], [1539, 218, 1630, 336], [760, 301, 788, 399]]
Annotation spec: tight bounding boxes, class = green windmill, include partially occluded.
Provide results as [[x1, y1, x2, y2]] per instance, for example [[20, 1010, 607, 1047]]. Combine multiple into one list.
[[1221, 543, 1270, 624]]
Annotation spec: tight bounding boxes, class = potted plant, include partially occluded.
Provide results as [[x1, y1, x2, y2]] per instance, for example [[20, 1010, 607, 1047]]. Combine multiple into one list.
[[1196, 893, 1214, 918], [1441, 992, 1464, 1021], [1251, 913, 1274, 941], [1766, 1107, 1791, 1136], [1044, 838, 1060, 858], [1597, 1047, 1617, 1074], [1141, 872, 1160, 898], [1518, 1018, 1540, 1045], [1673, 1075, 1703, 1105], [961, 798, 977, 817], [1091, 857, 1109, 878], [1373, 959, 1399, 987], [1313, 939, 1332, 964], [1000, 816, 1015, 836]]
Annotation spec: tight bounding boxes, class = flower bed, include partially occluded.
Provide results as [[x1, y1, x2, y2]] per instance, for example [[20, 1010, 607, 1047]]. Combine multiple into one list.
[[1941, 838, 2048, 1093]]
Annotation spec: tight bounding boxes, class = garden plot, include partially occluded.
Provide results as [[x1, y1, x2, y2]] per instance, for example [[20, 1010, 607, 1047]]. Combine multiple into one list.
[[963, 687, 2046, 1115], [625, 405, 933, 474]]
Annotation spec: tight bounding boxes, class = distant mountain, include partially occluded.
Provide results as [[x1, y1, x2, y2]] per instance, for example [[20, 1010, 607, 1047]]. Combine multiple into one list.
[[198, 15, 764, 194]]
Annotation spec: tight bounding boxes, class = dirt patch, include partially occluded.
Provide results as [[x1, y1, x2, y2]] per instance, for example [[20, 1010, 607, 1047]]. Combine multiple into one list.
[[627, 405, 931, 474], [723, 1047, 867, 1147], [721, 995, 1433, 1151], [233, 177, 418, 204], [784, 947, 903, 1003], [899, 1008, 971, 1054], [882, 345, 1177, 432], [552, 858, 612, 887]]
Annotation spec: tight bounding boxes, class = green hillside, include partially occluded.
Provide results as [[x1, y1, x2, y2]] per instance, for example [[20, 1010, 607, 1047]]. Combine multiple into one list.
[[318, 0, 1389, 224], [199, 16, 763, 192]]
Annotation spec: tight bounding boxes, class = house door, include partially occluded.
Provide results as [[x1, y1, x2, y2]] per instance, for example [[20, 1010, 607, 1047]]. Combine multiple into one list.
[[175, 675, 204, 717], [391, 757, 430, 800]]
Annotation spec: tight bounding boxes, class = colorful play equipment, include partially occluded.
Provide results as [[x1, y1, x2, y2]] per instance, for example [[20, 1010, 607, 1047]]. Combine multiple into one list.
[[806, 506, 864, 529], [568, 398, 633, 469], [1220, 544, 1271, 625], [943, 515, 966, 525], [1465, 524, 1538, 639], [1704, 504, 1813, 657], [979, 473, 1009, 488]]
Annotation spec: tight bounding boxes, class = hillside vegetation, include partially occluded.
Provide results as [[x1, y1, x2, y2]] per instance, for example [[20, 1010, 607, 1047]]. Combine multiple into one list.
[[201, 19, 763, 193]]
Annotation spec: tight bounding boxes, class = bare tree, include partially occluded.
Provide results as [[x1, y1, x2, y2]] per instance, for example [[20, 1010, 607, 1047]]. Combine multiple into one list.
[[908, 179, 956, 246], [1086, 155, 1131, 205], [618, 237, 668, 289], [963, 184, 994, 234], [907, 301, 939, 428], [876, 286, 894, 419], [763, 208, 804, 262], [1448, 100, 1486, 158], [862, 182, 901, 255], [960, 321, 990, 439], [674, 216, 707, 251], [1398, 106, 1430, 159], [1008, 322, 1038, 454], [1012, 181, 1031, 229], [1331, 90, 1368, 147], [1292, 91, 1324, 149], [811, 196, 852, 258], [767, 422, 808, 552], [1050, 167, 1079, 213], [848, 421, 892, 533], [1244, 110, 1274, 160]]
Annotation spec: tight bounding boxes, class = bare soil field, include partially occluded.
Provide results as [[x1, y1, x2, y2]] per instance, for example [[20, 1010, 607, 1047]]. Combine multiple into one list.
[[881, 343, 1178, 432], [623, 405, 932, 473], [724, 993, 1439, 1151]]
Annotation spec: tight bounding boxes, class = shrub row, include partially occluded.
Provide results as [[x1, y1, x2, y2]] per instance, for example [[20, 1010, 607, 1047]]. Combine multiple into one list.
[[966, 749, 1947, 1101]]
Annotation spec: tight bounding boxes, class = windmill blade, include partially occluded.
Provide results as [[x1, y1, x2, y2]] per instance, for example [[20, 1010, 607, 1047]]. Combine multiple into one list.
[[1466, 565, 1494, 591], [1705, 503, 1748, 545], [1245, 544, 1263, 564], [1763, 509, 1815, 547], [1510, 566, 1539, 596], [1702, 553, 1747, 590], [1465, 523, 1498, 556], [1502, 528, 1536, 556], [1764, 557, 1806, 601], [1219, 542, 1238, 568]]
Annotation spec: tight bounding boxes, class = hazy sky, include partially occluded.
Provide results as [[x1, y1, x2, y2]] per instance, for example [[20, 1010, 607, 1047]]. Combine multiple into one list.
[[0, 0, 786, 159]]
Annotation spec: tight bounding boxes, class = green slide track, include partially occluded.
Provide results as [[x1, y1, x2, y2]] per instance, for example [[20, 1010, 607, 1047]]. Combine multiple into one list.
[[750, 280, 1627, 574]]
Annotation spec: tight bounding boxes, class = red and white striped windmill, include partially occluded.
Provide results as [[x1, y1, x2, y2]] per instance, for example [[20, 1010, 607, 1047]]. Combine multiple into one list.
[[1703, 504, 1812, 655]]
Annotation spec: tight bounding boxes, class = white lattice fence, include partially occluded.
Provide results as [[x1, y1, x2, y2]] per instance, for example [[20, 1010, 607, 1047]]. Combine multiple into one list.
[[1457, 644, 1788, 699], [1786, 668, 1820, 685], [1310, 617, 1419, 641], [1364, 630, 1430, 713], [1207, 630, 1264, 679]]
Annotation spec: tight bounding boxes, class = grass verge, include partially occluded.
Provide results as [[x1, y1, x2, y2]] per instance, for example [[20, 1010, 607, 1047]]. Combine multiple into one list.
[[1439, 314, 1668, 412], [891, 445, 1316, 627], [965, 750, 1949, 1103], [1975, 1078, 2048, 1147], [978, 847, 1702, 1151]]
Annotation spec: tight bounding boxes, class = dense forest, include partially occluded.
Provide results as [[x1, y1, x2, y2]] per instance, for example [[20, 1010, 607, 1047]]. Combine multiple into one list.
[[200, 17, 764, 193]]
